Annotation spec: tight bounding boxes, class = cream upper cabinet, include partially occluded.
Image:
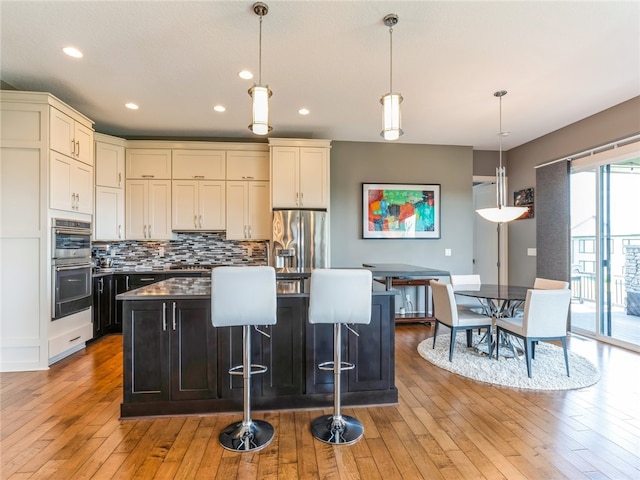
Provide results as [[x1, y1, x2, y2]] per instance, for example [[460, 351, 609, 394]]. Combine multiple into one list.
[[50, 107, 93, 166], [172, 180, 225, 231], [126, 149, 171, 179], [95, 136, 125, 188], [94, 134, 126, 240], [95, 186, 124, 241], [226, 150, 269, 181], [50, 151, 93, 214], [226, 181, 270, 240], [269, 139, 330, 209], [126, 179, 172, 240], [172, 150, 225, 179]]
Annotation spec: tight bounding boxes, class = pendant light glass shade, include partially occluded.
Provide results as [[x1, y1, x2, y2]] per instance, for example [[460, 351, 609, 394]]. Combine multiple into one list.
[[476, 90, 527, 223], [248, 3, 272, 135], [381, 92, 403, 141], [380, 14, 403, 141], [249, 84, 271, 135]]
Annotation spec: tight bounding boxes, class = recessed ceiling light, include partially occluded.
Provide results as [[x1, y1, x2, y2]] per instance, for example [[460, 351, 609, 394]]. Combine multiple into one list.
[[125, 103, 139, 110], [298, 108, 310, 115], [62, 47, 83, 58], [238, 70, 253, 80], [213, 105, 226, 112]]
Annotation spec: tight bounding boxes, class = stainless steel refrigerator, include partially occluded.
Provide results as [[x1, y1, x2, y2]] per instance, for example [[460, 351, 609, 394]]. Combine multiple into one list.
[[272, 209, 328, 269]]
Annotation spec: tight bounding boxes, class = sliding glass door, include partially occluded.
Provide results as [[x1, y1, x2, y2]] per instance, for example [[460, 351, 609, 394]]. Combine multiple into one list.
[[570, 152, 640, 351]]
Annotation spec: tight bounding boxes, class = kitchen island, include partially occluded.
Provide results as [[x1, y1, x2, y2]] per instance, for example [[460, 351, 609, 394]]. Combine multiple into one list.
[[118, 277, 397, 418]]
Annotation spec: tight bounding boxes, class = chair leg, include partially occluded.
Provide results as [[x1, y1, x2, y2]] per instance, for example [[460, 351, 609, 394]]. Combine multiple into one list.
[[219, 325, 274, 452], [486, 326, 493, 359], [495, 327, 501, 359], [433, 321, 440, 349], [449, 327, 456, 361], [524, 338, 533, 378], [465, 329, 473, 347], [561, 337, 570, 377], [311, 324, 364, 445]]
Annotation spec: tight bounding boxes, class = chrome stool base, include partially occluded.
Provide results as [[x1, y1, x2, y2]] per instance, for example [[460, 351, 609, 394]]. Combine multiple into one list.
[[219, 419, 274, 452], [310, 414, 364, 445]]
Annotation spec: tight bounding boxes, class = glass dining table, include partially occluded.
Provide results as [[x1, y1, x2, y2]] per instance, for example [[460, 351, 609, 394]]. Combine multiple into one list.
[[454, 284, 530, 357]]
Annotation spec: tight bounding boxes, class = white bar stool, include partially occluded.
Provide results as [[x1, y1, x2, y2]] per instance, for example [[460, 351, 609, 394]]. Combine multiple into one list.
[[211, 266, 277, 452], [308, 268, 372, 445]]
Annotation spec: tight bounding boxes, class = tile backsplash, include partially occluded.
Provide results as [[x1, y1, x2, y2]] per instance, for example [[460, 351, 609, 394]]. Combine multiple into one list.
[[93, 232, 268, 269]]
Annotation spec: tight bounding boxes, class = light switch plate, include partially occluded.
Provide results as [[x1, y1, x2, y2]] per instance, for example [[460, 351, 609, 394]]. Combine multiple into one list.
[[527, 248, 537, 256], [445, 248, 452, 257]]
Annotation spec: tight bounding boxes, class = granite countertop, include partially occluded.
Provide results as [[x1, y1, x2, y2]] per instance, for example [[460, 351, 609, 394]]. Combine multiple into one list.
[[362, 263, 450, 278], [116, 276, 394, 300]]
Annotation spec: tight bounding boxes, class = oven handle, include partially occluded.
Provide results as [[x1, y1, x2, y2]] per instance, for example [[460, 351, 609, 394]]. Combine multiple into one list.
[[54, 227, 92, 236], [55, 263, 92, 272]]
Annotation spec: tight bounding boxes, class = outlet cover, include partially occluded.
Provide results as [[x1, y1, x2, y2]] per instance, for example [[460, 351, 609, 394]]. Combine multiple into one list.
[[445, 248, 452, 257]]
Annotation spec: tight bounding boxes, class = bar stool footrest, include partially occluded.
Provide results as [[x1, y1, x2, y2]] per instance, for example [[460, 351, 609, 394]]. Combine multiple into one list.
[[219, 419, 274, 452], [318, 360, 355, 372], [228, 363, 268, 376], [310, 414, 364, 445]]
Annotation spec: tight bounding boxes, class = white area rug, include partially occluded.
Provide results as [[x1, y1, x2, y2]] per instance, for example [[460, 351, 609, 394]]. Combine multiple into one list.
[[417, 333, 600, 390]]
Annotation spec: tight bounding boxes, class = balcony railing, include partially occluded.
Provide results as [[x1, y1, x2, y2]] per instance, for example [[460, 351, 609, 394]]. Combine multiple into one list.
[[571, 274, 626, 307]]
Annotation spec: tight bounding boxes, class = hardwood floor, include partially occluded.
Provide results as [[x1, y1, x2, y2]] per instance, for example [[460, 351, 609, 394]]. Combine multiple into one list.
[[1, 324, 639, 479]]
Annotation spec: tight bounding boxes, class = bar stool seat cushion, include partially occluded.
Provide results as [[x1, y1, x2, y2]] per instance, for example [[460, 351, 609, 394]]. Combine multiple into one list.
[[211, 266, 277, 327], [308, 269, 372, 325]]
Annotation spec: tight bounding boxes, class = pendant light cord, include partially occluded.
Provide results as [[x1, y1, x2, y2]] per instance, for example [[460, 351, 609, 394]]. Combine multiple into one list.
[[258, 14, 263, 85], [389, 26, 393, 92]]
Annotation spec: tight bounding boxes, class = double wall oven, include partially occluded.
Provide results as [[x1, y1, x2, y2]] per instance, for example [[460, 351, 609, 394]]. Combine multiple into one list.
[[51, 218, 92, 320]]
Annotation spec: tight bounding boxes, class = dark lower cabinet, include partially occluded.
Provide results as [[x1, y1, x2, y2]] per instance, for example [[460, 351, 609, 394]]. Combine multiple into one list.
[[92, 276, 113, 339], [122, 299, 217, 404], [121, 293, 396, 417], [306, 294, 393, 394]]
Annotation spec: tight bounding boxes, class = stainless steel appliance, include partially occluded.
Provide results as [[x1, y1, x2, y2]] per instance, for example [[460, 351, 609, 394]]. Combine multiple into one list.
[[272, 209, 328, 269], [51, 219, 92, 320]]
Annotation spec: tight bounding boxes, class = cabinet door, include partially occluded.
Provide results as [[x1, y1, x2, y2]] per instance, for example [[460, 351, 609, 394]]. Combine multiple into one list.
[[95, 141, 124, 188], [271, 146, 300, 208], [147, 180, 172, 239], [50, 151, 73, 211], [225, 181, 247, 240], [172, 181, 199, 230], [126, 181, 147, 239], [170, 300, 217, 400], [218, 326, 263, 400], [73, 161, 93, 214], [126, 149, 172, 179], [260, 297, 304, 397], [172, 150, 225, 180], [305, 322, 349, 394], [122, 301, 170, 402], [226, 150, 269, 181], [50, 108, 74, 157], [95, 186, 125, 241], [74, 122, 93, 166], [93, 275, 113, 339], [299, 147, 329, 208], [347, 295, 392, 392], [199, 181, 225, 230], [247, 181, 271, 240], [92, 277, 105, 339]]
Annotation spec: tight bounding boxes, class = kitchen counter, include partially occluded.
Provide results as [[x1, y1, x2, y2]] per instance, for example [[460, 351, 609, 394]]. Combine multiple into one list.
[[119, 276, 397, 417]]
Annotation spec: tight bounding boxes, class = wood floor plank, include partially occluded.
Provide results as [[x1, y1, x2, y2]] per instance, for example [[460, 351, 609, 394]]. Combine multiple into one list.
[[0, 329, 638, 480]]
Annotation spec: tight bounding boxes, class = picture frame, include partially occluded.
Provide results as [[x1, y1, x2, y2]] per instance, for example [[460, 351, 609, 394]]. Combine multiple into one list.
[[514, 187, 534, 220], [362, 183, 441, 239]]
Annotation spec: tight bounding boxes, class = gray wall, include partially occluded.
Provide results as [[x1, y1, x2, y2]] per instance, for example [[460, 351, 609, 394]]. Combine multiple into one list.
[[329, 141, 474, 274], [473, 150, 502, 177], [507, 96, 640, 285]]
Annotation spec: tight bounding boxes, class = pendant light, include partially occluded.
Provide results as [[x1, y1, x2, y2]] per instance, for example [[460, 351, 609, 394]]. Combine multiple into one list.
[[380, 14, 403, 141], [476, 90, 528, 223], [248, 2, 272, 135]]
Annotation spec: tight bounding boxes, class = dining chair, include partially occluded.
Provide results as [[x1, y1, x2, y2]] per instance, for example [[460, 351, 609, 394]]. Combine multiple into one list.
[[533, 277, 570, 289], [431, 280, 493, 361], [449, 274, 484, 314], [495, 288, 572, 378]]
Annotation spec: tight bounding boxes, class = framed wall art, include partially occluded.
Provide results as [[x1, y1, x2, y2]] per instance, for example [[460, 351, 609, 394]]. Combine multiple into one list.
[[362, 183, 441, 239], [514, 187, 534, 219]]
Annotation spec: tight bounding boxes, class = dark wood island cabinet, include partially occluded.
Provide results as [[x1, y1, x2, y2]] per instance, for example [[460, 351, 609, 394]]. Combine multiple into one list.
[[118, 277, 397, 417]]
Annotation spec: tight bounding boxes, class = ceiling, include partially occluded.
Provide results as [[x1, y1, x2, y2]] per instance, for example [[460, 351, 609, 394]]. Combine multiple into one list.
[[1, 1, 638, 150]]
